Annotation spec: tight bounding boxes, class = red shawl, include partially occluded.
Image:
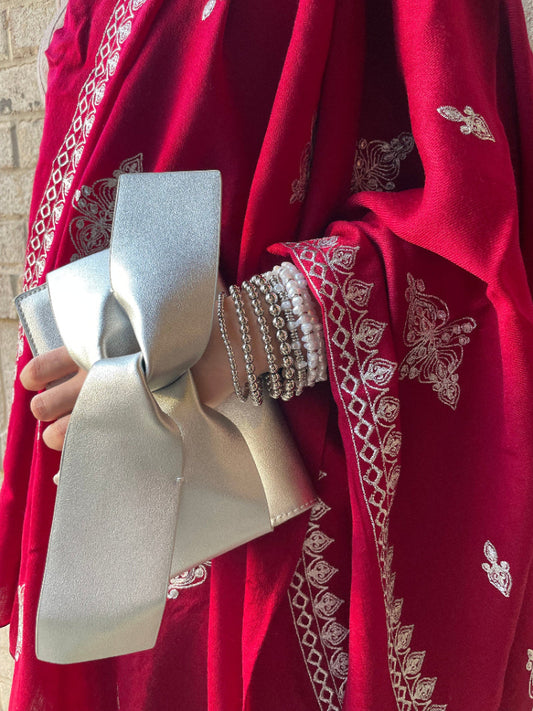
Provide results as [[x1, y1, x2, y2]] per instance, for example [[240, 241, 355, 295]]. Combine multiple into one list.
[[2, 0, 533, 708]]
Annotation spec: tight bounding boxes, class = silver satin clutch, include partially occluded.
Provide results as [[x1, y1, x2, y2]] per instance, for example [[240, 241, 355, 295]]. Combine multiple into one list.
[[15, 171, 315, 665]]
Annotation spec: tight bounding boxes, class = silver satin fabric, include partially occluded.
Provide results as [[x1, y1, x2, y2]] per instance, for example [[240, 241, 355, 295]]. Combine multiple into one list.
[[15, 171, 315, 665]]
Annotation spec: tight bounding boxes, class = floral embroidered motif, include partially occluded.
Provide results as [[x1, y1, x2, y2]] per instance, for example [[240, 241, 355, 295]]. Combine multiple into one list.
[[399, 274, 476, 410], [290, 114, 317, 204], [286, 238, 447, 710], [437, 105, 495, 142], [23, 0, 145, 293], [201, 0, 217, 20], [526, 649, 533, 703], [482, 541, 512, 598], [15, 583, 24, 662], [289, 497, 348, 711], [167, 562, 211, 599], [350, 132, 415, 193], [69, 154, 143, 260]]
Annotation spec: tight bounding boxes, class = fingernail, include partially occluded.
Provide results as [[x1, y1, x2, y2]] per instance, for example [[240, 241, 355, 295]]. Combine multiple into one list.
[[53, 472, 60, 486]]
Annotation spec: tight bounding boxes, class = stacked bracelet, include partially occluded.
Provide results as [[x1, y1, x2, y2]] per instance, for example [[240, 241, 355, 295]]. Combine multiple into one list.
[[217, 262, 327, 405]]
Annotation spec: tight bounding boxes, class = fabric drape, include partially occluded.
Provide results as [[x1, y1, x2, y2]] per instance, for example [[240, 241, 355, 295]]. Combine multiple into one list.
[[1, 0, 533, 708]]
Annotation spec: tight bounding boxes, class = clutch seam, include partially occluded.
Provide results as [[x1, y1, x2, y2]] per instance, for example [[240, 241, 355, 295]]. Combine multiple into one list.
[[14, 285, 49, 356], [271, 497, 317, 525]]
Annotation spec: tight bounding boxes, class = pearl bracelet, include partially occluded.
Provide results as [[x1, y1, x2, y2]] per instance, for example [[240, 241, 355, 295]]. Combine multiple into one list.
[[274, 262, 327, 386], [264, 270, 304, 398]]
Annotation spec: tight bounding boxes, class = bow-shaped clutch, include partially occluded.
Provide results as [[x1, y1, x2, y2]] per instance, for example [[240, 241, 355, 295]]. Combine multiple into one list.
[[16, 171, 315, 664]]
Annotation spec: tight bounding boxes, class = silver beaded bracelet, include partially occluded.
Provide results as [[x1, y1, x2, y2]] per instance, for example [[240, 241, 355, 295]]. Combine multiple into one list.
[[229, 284, 263, 406], [264, 271, 301, 400], [241, 279, 283, 400]]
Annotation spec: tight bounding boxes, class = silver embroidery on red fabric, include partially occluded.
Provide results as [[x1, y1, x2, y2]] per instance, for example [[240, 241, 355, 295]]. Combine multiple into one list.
[[201, 0, 217, 20], [437, 105, 495, 142], [350, 132, 415, 193], [399, 274, 476, 410], [290, 114, 317, 204], [286, 237, 447, 711], [526, 649, 533, 707], [23, 0, 146, 292], [15, 583, 24, 662], [289, 497, 348, 710], [482, 541, 512, 598], [167, 562, 211, 600], [69, 154, 143, 260]]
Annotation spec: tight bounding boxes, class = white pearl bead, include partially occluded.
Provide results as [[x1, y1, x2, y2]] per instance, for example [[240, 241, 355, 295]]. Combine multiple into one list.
[[293, 303, 304, 316]]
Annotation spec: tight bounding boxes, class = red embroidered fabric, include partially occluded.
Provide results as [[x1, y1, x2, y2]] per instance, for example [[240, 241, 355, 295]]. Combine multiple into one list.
[[1, 0, 533, 708]]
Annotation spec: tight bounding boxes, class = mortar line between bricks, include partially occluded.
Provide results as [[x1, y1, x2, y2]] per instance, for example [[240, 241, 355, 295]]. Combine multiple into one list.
[[0, 112, 45, 122], [0, 214, 29, 222], [0, 55, 41, 70], [5, 6, 12, 63]]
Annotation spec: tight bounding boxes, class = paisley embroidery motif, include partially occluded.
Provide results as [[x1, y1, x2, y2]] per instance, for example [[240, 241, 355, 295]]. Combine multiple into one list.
[[69, 154, 143, 259], [482, 541, 512, 598], [289, 497, 348, 710], [286, 237, 447, 710], [167, 562, 211, 599], [437, 105, 495, 142], [399, 274, 476, 410], [350, 132, 415, 193], [290, 114, 317, 204]]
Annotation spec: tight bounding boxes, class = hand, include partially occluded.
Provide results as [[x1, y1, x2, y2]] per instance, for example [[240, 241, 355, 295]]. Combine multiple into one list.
[[19, 286, 278, 450], [20, 346, 87, 451]]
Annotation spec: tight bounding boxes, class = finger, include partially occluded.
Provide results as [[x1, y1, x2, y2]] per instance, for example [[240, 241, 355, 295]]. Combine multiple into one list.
[[20, 346, 78, 392], [30, 369, 87, 423], [42, 415, 70, 452]]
